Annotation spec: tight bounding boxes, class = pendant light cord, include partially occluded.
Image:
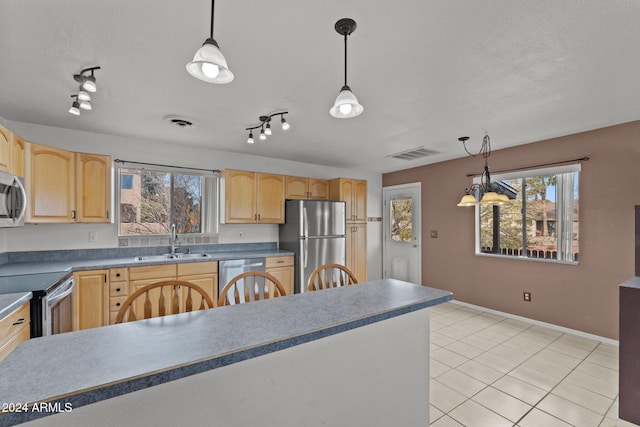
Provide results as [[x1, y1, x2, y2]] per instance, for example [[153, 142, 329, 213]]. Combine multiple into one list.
[[344, 33, 348, 87], [210, 0, 215, 38]]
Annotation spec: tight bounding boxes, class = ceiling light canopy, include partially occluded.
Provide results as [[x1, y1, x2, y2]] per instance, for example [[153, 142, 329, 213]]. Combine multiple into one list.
[[457, 135, 512, 207], [186, 0, 233, 84], [245, 112, 290, 144], [330, 18, 363, 119]]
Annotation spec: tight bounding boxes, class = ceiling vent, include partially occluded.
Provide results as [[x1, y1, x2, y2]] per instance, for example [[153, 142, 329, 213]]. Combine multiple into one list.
[[163, 115, 197, 128], [388, 146, 439, 160]]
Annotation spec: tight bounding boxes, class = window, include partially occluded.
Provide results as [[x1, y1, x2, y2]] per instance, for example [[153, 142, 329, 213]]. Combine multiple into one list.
[[390, 198, 413, 242], [476, 164, 579, 263], [117, 166, 218, 236]]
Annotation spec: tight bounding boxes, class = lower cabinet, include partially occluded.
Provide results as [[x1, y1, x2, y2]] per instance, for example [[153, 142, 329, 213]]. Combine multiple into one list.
[[0, 301, 30, 362], [177, 262, 218, 307], [73, 270, 109, 331], [346, 223, 367, 283], [265, 256, 294, 296]]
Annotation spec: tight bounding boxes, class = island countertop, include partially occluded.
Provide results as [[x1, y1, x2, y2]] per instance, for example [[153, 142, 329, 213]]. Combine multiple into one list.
[[0, 279, 451, 426]]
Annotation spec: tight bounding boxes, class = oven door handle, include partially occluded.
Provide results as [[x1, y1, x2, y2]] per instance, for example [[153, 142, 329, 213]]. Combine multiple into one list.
[[47, 280, 75, 307], [12, 177, 27, 223]]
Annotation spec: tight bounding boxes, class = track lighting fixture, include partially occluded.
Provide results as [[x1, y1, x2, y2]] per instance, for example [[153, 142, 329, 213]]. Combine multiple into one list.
[[73, 66, 101, 93], [330, 18, 363, 119], [186, 0, 234, 84], [245, 112, 290, 144], [78, 90, 90, 102], [69, 95, 80, 116]]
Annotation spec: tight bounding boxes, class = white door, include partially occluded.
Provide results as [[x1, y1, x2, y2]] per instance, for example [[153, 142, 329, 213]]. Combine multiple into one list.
[[383, 183, 421, 285]]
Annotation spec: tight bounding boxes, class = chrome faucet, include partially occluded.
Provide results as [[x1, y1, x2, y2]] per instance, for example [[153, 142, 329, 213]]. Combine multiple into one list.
[[170, 224, 179, 254]]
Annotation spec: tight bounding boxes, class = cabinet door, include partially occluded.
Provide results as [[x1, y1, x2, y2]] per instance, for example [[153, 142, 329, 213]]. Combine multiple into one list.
[[285, 176, 309, 199], [266, 266, 294, 296], [11, 134, 25, 178], [346, 224, 367, 283], [256, 173, 285, 223], [128, 277, 177, 320], [178, 274, 218, 308], [26, 143, 75, 223], [225, 170, 256, 223], [76, 153, 112, 223], [308, 179, 329, 200], [340, 179, 354, 221], [73, 270, 108, 331], [353, 179, 367, 222], [0, 125, 12, 173]]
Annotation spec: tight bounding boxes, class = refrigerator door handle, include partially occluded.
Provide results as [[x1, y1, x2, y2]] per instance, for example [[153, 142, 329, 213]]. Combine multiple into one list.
[[303, 206, 308, 238], [303, 237, 308, 268]]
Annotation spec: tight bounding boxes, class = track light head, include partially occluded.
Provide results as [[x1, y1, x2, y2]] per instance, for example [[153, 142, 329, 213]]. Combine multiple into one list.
[[281, 114, 290, 130], [78, 90, 90, 101], [247, 131, 254, 144], [259, 127, 267, 141], [79, 100, 92, 110]]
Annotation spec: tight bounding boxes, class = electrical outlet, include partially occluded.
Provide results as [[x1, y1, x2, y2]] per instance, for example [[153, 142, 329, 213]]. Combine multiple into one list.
[[523, 291, 532, 302], [430, 230, 438, 238], [89, 232, 97, 242], [238, 230, 244, 239]]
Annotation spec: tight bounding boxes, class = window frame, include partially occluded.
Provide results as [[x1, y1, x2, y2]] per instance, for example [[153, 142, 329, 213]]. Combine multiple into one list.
[[115, 164, 219, 237], [473, 163, 580, 265]]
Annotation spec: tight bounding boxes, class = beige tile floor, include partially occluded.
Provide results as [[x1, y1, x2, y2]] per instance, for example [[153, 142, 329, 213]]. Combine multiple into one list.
[[429, 302, 638, 427]]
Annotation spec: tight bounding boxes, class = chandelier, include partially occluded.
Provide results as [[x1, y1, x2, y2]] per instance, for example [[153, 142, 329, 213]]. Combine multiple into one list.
[[457, 134, 511, 207]]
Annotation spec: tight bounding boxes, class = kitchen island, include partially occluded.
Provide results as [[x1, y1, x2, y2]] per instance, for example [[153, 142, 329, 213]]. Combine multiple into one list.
[[0, 279, 451, 427]]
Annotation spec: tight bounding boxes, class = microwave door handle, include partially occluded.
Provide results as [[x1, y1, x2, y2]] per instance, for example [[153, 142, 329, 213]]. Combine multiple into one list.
[[13, 177, 27, 222]]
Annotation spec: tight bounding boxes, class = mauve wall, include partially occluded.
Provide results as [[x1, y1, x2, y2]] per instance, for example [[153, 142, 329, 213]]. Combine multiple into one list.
[[383, 120, 640, 339]]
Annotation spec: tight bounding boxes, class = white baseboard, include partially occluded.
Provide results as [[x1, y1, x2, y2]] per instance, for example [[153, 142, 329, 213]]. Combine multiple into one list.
[[450, 300, 619, 347]]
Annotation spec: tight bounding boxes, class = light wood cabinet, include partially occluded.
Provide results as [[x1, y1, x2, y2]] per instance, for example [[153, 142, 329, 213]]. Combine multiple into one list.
[[329, 178, 367, 223], [11, 134, 25, 178], [108, 268, 129, 324], [0, 301, 30, 362], [0, 125, 12, 173], [73, 270, 109, 331], [25, 143, 112, 224], [285, 176, 329, 200], [224, 169, 285, 223], [177, 262, 218, 307], [25, 143, 76, 223], [266, 256, 294, 296], [346, 223, 367, 283], [76, 152, 111, 222]]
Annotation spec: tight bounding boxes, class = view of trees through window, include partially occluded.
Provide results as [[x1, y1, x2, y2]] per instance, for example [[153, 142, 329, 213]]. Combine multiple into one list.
[[118, 168, 202, 235], [390, 198, 413, 242], [479, 171, 579, 262]]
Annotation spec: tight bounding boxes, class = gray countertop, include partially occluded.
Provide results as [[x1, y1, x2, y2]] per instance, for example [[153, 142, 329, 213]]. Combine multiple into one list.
[[0, 293, 32, 322], [0, 279, 451, 426], [0, 249, 293, 295]]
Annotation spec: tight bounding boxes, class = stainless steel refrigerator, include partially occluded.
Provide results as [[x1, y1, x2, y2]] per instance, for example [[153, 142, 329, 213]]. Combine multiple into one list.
[[279, 200, 346, 293]]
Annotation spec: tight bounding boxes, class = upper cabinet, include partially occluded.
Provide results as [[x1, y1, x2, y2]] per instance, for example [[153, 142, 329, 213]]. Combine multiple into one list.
[[76, 152, 111, 223], [0, 125, 25, 176], [329, 178, 367, 223], [224, 169, 285, 224], [26, 143, 76, 223], [285, 176, 329, 200], [26, 143, 112, 223]]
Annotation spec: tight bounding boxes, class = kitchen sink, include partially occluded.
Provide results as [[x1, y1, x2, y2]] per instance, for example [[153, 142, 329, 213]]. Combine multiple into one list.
[[133, 253, 211, 262]]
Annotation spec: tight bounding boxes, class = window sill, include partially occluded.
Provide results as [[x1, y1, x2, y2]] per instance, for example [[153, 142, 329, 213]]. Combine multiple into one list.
[[475, 252, 579, 266]]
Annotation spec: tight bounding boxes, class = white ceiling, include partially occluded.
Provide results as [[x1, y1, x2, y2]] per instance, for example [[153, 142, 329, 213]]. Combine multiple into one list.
[[1, 1, 639, 173]]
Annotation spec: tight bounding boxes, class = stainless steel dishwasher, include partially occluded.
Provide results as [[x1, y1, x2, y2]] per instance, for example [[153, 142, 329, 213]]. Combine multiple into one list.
[[218, 258, 265, 296]]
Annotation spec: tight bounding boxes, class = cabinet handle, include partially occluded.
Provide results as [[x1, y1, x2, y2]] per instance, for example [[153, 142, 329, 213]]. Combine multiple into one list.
[[104, 274, 107, 283], [106, 210, 109, 219], [116, 302, 121, 307], [116, 287, 121, 292], [12, 318, 26, 325], [72, 210, 77, 219], [277, 260, 284, 264], [254, 214, 257, 221], [258, 214, 261, 221], [116, 273, 121, 277]]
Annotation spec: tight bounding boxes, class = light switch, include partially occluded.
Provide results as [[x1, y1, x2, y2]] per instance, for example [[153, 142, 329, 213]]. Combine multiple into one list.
[[430, 230, 438, 238]]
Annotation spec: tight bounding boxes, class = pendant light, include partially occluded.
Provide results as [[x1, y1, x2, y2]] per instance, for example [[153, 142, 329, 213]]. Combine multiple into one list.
[[330, 18, 363, 119], [186, 0, 234, 84]]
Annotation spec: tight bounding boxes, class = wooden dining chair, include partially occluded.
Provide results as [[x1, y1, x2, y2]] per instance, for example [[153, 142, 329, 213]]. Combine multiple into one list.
[[115, 280, 214, 324], [307, 263, 358, 291], [219, 272, 287, 306]]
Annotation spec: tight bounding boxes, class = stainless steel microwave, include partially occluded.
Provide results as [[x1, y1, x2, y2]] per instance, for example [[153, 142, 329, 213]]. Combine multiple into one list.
[[0, 170, 26, 227]]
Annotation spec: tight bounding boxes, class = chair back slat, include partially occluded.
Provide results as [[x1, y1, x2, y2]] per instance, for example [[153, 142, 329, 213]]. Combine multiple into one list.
[[219, 272, 286, 306], [115, 281, 214, 324], [308, 264, 358, 291]]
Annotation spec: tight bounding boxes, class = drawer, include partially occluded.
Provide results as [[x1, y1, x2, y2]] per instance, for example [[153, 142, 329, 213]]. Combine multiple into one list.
[[110, 268, 128, 282], [0, 302, 30, 347], [109, 281, 129, 297], [266, 256, 294, 268], [177, 261, 217, 276], [109, 295, 129, 313], [129, 264, 176, 280], [0, 323, 30, 362]]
